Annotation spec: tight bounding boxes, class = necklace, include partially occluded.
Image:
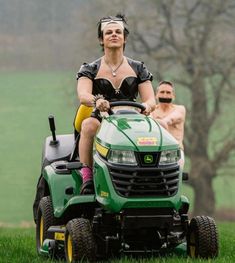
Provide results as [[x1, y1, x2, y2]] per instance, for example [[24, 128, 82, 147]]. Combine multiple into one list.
[[104, 57, 124, 77]]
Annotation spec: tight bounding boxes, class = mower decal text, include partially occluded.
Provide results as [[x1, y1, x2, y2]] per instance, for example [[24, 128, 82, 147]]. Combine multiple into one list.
[[100, 191, 109, 198], [137, 137, 157, 146], [54, 232, 65, 241]]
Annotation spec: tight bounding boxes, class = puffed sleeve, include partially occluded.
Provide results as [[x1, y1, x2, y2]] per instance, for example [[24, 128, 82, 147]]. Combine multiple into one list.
[[76, 62, 96, 80], [138, 61, 153, 83]]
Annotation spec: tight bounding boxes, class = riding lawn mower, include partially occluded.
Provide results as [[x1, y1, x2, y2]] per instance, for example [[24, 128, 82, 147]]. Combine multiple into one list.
[[33, 101, 218, 262]]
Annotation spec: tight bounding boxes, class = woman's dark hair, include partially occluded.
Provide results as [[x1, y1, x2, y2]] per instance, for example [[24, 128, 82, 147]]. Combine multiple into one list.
[[97, 13, 129, 50]]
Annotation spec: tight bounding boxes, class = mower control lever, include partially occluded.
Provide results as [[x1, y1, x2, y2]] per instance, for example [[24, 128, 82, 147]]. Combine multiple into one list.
[[48, 115, 58, 145]]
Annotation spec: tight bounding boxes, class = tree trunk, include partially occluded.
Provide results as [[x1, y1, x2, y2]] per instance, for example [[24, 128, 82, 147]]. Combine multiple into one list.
[[187, 76, 216, 216], [190, 156, 216, 217]]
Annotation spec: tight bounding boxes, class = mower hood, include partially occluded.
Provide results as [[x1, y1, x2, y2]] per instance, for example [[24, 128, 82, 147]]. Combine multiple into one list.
[[95, 114, 179, 152]]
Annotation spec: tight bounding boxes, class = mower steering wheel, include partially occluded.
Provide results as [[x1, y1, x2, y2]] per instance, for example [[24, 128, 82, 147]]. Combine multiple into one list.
[[108, 101, 146, 115]]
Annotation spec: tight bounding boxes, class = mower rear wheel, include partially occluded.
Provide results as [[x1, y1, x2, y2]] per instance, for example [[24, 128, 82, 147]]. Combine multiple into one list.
[[65, 218, 96, 262], [36, 196, 57, 254], [187, 215, 218, 258]]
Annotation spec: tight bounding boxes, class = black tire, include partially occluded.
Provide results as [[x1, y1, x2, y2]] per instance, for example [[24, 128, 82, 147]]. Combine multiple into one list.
[[187, 215, 219, 258], [36, 196, 57, 254], [65, 218, 96, 263]]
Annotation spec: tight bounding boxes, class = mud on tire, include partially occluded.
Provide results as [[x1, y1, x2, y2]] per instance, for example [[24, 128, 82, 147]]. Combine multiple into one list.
[[187, 215, 219, 258]]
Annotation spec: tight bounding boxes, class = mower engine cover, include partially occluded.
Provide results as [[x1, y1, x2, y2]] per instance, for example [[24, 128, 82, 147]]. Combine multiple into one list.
[[93, 113, 184, 212]]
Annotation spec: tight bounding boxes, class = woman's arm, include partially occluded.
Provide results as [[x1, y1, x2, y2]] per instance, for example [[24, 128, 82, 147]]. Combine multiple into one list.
[[138, 80, 156, 115], [77, 76, 110, 111], [77, 77, 94, 107]]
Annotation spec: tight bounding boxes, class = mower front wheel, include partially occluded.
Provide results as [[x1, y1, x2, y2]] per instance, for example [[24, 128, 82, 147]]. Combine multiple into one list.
[[187, 215, 218, 258], [65, 218, 96, 263], [36, 196, 57, 254]]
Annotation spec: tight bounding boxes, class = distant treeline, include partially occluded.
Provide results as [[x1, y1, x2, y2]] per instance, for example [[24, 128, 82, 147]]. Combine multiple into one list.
[[0, 0, 97, 70]]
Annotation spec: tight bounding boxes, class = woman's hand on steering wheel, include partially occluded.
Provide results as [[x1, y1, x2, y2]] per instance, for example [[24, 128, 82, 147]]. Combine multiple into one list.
[[141, 102, 151, 116], [95, 98, 110, 112]]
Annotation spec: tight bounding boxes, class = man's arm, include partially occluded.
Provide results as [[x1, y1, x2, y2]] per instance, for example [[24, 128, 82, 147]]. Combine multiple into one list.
[[163, 105, 186, 126]]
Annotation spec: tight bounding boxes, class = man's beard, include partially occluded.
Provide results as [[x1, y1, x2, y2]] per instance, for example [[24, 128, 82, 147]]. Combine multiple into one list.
[[158, 97, 172, 103]]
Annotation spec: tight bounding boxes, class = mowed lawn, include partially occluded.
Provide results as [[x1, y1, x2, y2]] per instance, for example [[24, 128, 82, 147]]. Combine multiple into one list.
[[0, 222, 234, 263], [0, 71, 234, 225]]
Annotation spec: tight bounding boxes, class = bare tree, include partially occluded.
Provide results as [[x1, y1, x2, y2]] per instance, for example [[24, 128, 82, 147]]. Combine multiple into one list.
[[127, 0, 235, 216], [2, 0, 234, 216], [72, 0, 235, 216]]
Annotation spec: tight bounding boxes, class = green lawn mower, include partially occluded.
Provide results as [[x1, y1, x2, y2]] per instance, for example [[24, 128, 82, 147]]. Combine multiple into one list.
[[33, 101, 219, 262]]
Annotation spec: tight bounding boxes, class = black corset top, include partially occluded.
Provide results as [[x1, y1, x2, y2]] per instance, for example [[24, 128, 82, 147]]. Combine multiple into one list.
[[93, 76, 139, 102], [77, 57, 153, 102]]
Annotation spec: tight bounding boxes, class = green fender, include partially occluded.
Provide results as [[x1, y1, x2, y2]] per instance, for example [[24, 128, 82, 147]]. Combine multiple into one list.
[[43, 165, 95, 218]]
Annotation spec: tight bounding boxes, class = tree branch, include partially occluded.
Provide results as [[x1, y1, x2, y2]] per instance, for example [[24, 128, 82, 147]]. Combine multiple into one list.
[[211, 137, 235, 172], [160, 1, 178, 52], [208, 65, 234, 126]]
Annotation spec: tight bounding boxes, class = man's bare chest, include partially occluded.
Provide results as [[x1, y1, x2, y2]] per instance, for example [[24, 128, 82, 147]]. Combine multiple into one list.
[[154, 106, 175, 119]]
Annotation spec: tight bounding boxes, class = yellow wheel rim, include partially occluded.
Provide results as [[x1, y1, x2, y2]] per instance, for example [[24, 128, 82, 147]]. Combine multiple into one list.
[[189, 232, 196, 257], [39, 216, 44, 246], [67, 234, 73, 262]]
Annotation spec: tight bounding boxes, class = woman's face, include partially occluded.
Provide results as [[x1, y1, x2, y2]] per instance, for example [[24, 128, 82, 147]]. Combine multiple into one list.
[[101, 23, 125, 49]]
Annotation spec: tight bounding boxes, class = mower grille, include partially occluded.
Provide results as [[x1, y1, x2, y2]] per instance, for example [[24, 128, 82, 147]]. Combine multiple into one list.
[[108, 165, 180, 197]]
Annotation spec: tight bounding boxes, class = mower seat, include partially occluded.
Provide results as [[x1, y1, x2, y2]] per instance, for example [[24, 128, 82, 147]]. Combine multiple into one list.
[[74, 104, 93, 134], [41, 134, 74, 170], [70, 105, 93, 161]]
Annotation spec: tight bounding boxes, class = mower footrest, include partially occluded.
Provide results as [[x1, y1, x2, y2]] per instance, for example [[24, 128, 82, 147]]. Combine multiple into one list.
[[47, 225, 65, 241]]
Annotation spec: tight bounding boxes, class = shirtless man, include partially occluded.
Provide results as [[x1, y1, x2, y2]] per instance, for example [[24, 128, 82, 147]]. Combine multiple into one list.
[[151, 81, 186, 165]]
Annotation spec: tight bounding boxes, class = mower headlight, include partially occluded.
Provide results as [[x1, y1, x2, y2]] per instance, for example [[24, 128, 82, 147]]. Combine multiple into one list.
[[107, 150, 137, 166], [159, 150, 180, 165]]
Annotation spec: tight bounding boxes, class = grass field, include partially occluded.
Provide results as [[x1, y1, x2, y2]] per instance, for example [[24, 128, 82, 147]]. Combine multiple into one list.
[[0, 71, 76, 225], [0, 222, 234, 263], [0, 71, 234, 225]]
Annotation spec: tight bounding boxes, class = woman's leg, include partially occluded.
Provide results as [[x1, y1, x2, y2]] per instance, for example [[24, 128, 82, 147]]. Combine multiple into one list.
[[79, 117, 100, 183]]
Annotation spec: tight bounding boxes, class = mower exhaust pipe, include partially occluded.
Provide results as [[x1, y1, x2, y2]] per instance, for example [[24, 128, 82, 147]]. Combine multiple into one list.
[[48, 115, 58, 146]]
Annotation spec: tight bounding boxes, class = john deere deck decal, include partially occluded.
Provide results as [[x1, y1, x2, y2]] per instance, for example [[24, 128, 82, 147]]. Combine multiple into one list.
[[137, 137, 157, 146]]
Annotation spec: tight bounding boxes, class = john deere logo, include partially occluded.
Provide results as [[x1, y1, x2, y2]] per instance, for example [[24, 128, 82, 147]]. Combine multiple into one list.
[[144, 155, 153, 163]]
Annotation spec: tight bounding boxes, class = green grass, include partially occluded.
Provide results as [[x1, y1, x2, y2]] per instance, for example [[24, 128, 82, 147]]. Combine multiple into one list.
[[0, 71, 77, 224], [0, 71, 234, 225], [0, 222, 234, 263]]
